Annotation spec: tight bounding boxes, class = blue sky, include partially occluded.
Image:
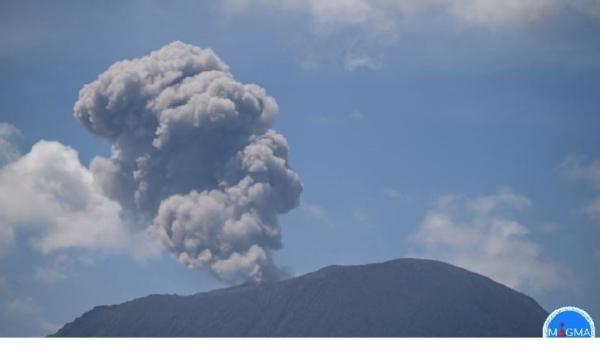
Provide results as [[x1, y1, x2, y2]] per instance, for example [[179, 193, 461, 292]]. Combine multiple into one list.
[[1, 0, 600, 336]]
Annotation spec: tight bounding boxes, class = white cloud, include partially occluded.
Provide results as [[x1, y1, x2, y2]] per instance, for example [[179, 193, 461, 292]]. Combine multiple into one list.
[[301, 202, 332, 226], [344, 54, 382, 72], [224, 1, 599, 30], [560, 155, 600, 221], [561, 155, 600, 188], [348, 110, 365, 121], [221, 0, 600, 71], [0, 138, 160, 259], [584, 197, 600, 220], [382, 188, 409, 201], [0, 277, 58, 336], [449, 0, 560, 25], [537, 221, 560, 233], [409, 190, 563, 291], [0, 122, 21, 166], [466, 188, 530, 213], [352, 208, 371, 223], [310, 109, 365, 124], [0, 124, 165, 334], [32, 254, 74, 284]]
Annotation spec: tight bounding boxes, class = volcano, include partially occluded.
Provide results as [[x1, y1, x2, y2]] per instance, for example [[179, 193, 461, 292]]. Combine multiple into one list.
[[52, 258, 547, 337]]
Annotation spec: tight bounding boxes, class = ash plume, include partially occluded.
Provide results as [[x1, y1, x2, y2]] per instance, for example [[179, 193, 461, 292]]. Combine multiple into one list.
[[74, 42, 302, 283]]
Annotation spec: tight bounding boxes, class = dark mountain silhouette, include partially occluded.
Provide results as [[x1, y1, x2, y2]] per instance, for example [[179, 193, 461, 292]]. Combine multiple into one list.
[[52, 258, 547, 337]]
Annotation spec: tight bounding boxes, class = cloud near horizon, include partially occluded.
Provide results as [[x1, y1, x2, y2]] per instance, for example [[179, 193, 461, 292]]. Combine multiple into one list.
[[409, 189, 564, 291], [0, 276, 58, 336], [560, 155, 600, 222]]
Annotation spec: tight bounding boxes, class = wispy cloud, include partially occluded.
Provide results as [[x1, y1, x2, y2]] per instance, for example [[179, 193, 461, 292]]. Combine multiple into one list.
[[0, 122, 21, 166], [223, 1, 600, 34], [382, 188, 410, 201], [560, 155, 600, 221], [537, 221, 560, 233], [221, 0, 600, 71], [352, 208, 372, 224], [310, 109, 366, 124], [301, 202, 333, 226], [409, 189, 565, 292], [0, 277, 57, 336], [32, 254, 74, 284], [560, 155, 600, 188], [344, 54, 382, 72]]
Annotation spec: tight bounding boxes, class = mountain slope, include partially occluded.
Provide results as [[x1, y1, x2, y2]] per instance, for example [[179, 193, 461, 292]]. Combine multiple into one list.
[[52, 258, 547, 337]]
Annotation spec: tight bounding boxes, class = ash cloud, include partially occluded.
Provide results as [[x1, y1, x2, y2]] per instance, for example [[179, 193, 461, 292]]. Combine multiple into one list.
[[74, 42, 302, 283]]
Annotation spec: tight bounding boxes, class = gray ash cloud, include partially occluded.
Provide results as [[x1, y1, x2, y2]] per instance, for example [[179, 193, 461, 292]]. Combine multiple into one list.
[[75, 41, 302, 283]]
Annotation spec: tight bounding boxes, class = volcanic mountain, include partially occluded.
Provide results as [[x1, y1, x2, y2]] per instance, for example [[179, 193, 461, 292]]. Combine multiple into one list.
[[52, 258, 547, 337]]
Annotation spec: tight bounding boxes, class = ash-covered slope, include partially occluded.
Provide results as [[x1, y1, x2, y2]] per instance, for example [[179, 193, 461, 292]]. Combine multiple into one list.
[[52, 258, 547, 337]]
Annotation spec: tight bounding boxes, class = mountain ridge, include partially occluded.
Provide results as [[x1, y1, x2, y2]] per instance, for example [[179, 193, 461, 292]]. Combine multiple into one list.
[[52, 258, 547, 337]]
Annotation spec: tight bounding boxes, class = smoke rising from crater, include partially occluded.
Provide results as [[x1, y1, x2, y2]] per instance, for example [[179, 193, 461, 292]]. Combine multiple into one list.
[[74, 42, 302, 283]]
